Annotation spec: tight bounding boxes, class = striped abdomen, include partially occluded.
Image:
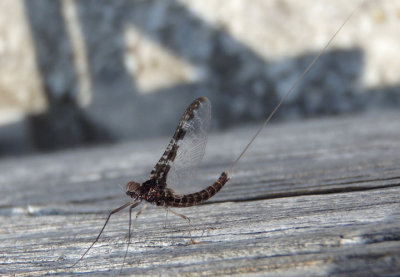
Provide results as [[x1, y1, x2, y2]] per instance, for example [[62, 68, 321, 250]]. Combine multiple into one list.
[[165, 172, 229, 208]]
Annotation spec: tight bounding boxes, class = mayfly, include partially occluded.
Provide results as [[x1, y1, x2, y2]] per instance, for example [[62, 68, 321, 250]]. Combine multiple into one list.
[[72, 3, 364, 271]]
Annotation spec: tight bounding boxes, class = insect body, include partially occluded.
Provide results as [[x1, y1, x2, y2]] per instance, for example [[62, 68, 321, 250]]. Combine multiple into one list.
[[72, 96, 229, 268], [126, 171, 228, 208], [125, 97, 229, 208]]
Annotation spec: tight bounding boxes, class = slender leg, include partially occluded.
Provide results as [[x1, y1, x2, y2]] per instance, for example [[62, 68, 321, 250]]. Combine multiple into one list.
[[120, 204, 147, 274], [164, 208, 169, 229], [168, 209, 197, 244], [71, 201, 134, 268]]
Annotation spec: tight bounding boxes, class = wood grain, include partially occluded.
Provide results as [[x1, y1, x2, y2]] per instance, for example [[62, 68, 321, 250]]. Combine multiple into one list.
[[1, 111, 399, 276]]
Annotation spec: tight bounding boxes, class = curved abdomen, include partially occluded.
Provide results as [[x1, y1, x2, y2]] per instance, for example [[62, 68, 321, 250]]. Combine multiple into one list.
[[165, 172, 229, 208]]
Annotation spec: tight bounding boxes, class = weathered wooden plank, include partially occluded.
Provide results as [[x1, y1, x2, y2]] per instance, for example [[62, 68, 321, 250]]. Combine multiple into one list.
[[1, 186, 399, 276], [0, 111, 399, 276], [1, 112, 399, 208]]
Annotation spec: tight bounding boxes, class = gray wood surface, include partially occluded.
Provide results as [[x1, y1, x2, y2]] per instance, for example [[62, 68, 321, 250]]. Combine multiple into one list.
[[1, 111, 400, 276]]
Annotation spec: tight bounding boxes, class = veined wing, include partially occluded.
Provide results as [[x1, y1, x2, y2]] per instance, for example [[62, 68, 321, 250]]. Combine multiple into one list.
[[150, 97, 211, 190]]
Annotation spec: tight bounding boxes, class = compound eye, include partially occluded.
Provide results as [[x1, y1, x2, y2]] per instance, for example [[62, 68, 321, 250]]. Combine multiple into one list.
[[126, 181, 140, 193]]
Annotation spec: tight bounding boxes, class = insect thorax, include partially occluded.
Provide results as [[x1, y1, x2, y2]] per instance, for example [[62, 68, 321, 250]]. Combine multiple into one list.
[[126, 178, 174, 206]]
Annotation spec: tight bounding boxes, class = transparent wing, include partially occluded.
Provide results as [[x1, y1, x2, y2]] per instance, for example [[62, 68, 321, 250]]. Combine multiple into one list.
[[150, 97, 211, 192]]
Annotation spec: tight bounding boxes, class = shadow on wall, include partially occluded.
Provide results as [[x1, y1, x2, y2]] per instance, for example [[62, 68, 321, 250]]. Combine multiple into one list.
[[0, 0, 398, 155], [24, 0, 113, 151]]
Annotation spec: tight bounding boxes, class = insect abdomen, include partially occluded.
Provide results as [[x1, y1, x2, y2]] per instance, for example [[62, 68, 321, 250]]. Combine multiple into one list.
[[166, 172, 229, 208]]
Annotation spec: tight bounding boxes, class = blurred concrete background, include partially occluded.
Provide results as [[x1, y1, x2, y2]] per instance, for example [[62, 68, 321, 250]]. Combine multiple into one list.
[[0, 0, 399, 155]]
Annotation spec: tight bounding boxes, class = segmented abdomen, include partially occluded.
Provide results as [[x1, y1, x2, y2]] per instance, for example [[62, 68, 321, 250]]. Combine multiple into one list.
[[165, 172, 229, 208]]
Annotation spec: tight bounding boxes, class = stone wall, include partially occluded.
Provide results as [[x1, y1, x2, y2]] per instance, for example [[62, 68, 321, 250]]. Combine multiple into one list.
[[0, 0, 399, 154]]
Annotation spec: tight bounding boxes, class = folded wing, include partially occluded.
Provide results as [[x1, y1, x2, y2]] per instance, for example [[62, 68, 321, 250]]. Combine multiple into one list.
[[150, 97, 211, 191]]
